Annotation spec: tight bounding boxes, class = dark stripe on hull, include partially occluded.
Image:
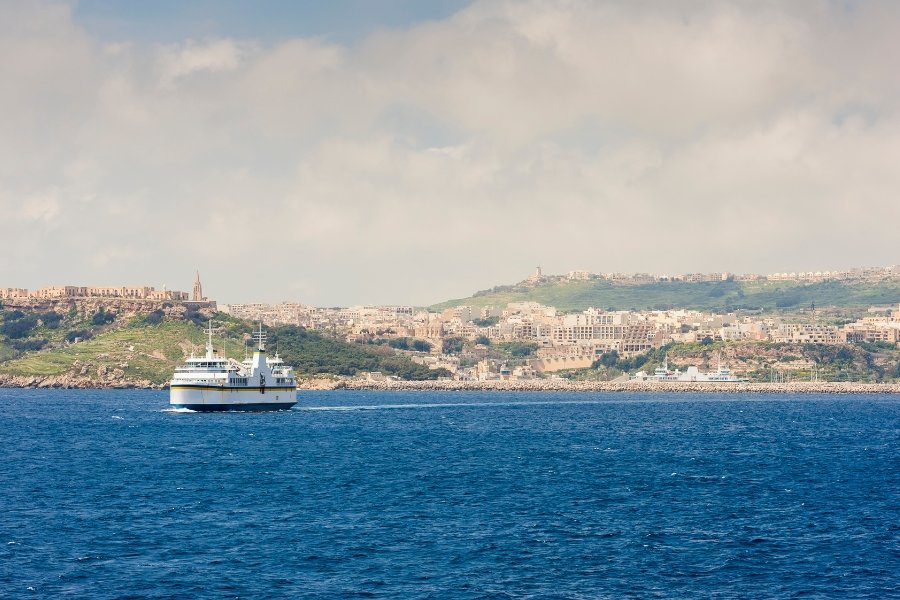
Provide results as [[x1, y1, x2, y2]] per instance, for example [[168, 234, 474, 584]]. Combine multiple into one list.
[[171, 402, 297, 412], [169, 386, 296, 392]]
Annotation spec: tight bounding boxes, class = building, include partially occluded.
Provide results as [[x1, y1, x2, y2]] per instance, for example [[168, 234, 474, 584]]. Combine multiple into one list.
[[772, 324, 841, 344], [8, 284, 189, 301], [192, 271, 204, 301]]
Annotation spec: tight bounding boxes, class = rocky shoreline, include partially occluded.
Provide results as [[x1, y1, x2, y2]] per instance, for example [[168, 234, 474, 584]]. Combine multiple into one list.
[[0, 374, 163, 390], [2, 373, 898, 394]]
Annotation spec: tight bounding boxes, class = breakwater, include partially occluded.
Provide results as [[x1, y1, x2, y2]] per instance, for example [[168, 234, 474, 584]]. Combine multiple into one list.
[[330, 379, 900, 394], [2, 373, 898, 393]]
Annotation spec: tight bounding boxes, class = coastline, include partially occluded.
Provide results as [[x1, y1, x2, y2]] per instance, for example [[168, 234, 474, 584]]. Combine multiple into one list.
[[0, 373, 163, 390], [2, 373, 899, 394], [328, 379, 900, 394]]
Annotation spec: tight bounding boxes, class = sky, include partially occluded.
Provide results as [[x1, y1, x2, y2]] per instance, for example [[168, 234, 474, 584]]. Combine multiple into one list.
[[1, 0, 898, 306]]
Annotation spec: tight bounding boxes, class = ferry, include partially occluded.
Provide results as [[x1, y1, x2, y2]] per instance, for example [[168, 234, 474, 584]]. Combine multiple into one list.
[[169, 321, 296, 411], [631, 354, 747, 383]]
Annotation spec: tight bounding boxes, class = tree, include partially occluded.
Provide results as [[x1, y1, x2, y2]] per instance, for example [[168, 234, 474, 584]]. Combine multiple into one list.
[[411, 339, 432, 353], [596, 351, 619, 368], [442, 337, 465, 355], [388, 338, 410, 350], [267, 325, 446, 380], [473, 316, 499, 327], [474, 335, 491, 346], [497, 342, 539, 357]]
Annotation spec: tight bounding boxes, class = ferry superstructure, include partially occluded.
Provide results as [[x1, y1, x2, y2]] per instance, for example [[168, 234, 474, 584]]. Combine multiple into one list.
[[169, 322, 296, 411]]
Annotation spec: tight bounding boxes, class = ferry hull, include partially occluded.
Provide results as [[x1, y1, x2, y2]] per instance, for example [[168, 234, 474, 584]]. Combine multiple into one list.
[[169, 386, 297, 411], [172, 402, 295, 412]]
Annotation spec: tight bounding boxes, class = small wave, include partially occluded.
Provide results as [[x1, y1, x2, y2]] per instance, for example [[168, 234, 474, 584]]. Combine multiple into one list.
[[111, 415, 123, 420], [299, 399, 639, 412]]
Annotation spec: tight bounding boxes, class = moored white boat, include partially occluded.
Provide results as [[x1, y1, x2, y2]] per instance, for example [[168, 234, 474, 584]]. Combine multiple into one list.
[[631, 354, 747, 383]]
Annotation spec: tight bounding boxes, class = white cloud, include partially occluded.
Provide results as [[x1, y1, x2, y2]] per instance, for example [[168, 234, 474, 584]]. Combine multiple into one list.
[[20, 194, 61, 223], [157, 38, 253, 86], [0, 1, 898, 304]]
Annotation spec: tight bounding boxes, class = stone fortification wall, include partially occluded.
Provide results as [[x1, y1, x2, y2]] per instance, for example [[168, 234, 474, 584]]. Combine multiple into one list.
[[0, 297, 195, 321]]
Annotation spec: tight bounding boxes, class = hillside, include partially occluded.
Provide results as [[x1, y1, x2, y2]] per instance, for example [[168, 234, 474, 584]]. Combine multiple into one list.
[[432, 277, 900, 312], [0, 301, 444, 387]]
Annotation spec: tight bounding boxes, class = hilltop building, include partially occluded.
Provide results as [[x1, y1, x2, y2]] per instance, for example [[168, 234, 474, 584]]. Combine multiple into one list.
[[29, 286, 187, 301], [2, 272, 219, 306], [526, 266, 544, 284], [184, 270, 216, 310], [192, 271, 204, 301]]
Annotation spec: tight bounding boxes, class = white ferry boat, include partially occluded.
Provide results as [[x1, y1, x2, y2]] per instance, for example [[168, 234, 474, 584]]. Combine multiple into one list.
[[631, 354, 747, 383], [169, 322, 296, 411]]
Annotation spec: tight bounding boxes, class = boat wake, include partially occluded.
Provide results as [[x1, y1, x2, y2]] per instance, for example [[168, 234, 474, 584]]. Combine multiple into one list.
[[162, 407, 197, 413]]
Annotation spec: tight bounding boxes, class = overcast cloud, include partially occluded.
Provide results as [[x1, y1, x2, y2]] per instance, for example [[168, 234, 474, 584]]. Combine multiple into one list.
[[0, 0, 898, 305]]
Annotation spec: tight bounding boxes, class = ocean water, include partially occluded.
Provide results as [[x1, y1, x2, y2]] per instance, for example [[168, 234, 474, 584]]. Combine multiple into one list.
[[0, 390, 898, 599]]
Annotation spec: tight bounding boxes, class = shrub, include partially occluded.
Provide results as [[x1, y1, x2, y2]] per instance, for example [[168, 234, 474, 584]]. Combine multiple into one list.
[[12, 338, 46, 351], [65, 330, 93, 343], [39, 311, 62, 329], [91, 309, 116, 326], [183, 309, 206, 326], [145, 309, 165, 325], [835, 347, 854, 362], [1, 315, 38, 338]]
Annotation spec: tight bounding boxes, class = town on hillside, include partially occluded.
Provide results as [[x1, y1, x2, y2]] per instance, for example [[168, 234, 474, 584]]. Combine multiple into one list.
[[218, 266, 900, 382], [3, 268, 899, 383]]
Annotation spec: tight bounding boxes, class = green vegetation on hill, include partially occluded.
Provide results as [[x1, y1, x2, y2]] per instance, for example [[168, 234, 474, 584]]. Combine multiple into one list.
[[0, 306, 449, 384], [432, 278, 900, 312], [270, 326, 448, 380], [0, 318, 197, 383]]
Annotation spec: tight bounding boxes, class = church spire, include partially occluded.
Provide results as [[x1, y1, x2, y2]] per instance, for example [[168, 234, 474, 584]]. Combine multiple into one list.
[[192, 271, 203, 301]]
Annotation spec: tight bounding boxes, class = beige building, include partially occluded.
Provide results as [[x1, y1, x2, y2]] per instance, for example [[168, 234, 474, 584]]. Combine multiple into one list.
[[27, 285, 187, 301], [772, 324, 841, 344], [843, 327, 900, 344]]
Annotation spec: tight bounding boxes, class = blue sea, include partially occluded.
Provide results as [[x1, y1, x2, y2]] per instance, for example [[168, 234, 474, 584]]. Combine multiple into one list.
[[1, 390, 898, 598]]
